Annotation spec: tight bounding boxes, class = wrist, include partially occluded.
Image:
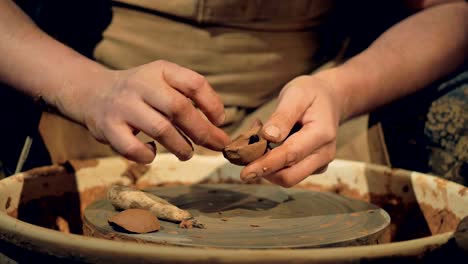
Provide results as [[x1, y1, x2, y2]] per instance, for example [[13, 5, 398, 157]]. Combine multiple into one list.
[[312, 68, 353, 124], [315, 60, 382, 124], [43, 57, 117, 126]]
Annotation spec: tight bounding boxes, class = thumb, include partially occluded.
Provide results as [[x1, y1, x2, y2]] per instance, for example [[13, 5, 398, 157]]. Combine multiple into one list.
[[260, 86, 311, 143]]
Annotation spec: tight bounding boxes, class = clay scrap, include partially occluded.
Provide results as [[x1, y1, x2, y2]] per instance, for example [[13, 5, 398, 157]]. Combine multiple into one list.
[[223, 121, 268, 165], [179, 218, 205, 229], [108, 208, 160, 234]]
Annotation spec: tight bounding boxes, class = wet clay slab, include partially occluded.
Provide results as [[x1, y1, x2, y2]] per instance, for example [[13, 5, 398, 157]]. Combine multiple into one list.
[[84, 184, 390, 249]]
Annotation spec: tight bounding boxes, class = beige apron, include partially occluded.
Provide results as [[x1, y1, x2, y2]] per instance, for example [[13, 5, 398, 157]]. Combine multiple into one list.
[[39, 0, 390, 166]]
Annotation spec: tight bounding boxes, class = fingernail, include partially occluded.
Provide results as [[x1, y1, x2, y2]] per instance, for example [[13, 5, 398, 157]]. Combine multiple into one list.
[[264, 125, 280, 139], [145, 141, 156, 153], [179, 150, 193, 161], [243, 172, 258, 181]]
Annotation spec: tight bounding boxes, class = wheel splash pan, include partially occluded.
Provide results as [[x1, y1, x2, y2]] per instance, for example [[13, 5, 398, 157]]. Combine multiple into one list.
[[0, 155, 467, 263]]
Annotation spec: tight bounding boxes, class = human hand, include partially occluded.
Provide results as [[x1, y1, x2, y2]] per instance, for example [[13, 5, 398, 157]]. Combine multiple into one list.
[[62, 60, 230, 164], [240, 74, 343, 187]]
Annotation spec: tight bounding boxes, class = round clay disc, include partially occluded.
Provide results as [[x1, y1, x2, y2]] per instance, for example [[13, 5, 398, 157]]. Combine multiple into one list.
[[84, 184, 390, 249]]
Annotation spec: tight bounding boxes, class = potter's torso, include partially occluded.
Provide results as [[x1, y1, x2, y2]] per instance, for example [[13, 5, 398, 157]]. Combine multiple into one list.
[[94, 0, 338, 124]]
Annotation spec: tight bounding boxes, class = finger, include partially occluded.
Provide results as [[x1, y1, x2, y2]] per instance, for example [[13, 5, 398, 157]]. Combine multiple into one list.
[[104, 122, 156, 164], [262, 146, 334, 188], [125, 102, 194, 161], [314, 165, 329, 174], [261, 85, 314, 143], [145, 141, 157, 154], [162, 62, 225, 126], [240, 123, 335, 181], [142, 84, 230, 150]]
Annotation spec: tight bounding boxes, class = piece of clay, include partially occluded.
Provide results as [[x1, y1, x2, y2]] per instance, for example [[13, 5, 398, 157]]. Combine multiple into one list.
[[107, 185, 192, 222], [108, 209, 160, 234], [179, 218, 205, 229], [223, 121, 268, 165]]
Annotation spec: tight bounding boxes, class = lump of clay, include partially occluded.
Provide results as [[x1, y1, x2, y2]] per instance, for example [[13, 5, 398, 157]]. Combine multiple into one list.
[[179, 218, 205, 229], [108, 209, 160, 234], [223, 121, 268, 165]]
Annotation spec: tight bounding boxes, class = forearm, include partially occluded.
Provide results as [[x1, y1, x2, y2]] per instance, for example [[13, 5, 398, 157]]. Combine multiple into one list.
[[323, 1, 468, 122], [0, 0, 114, 123]]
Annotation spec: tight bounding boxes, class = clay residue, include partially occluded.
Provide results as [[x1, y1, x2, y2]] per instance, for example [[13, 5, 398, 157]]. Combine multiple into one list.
[[458, 187, 467, 196], [419, 203, 460, 235], [79, 185, 108, 214], [16, 192, 84, 235], [179, 219, 194, 229], [179, 218, 205, 229], [7, 166, 463, 247], [7, 208, 18, 218], [21, 165, 65, 180], [121, 163, 150, 183], [63, 159, 99, 172], [56, 216, 70, 234], [297, 181, 368, 201], [83, 218, 151, 244], [297, 181, 437, 243]]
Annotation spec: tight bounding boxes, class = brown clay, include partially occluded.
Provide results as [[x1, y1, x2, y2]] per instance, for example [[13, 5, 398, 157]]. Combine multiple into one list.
[[108, 209, 160, 234], [223, 122, 268, 165], [121, 162, 150, 183], [55, 216, 70, 234], [419, 203, 459, 235], [179, 218, 206, 229]]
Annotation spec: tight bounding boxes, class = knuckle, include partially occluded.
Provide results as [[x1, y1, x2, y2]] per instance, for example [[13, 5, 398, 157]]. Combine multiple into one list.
[[318, 126, 337, 143], [272, 112, 294, 125], [280, 76, 309, 96], [111, 96, 127, 108], [87, 119, 108, 144], [170, 97, 192, 117], [87, 121, 108, 144], [292, 76, 311, 86], [188, 73, 206, 92], [121, 73, 144, 91], [100, 116, 116, 132], [192, 131, 210, 146], [180, 73, 208, 99], [121, 142, 141, 158], [148, 121, 172, 138], [283, 145, 300, 167], [154, 59, 168, 67]]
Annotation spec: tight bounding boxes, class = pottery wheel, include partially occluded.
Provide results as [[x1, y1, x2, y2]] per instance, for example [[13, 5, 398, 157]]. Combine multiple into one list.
[[84, 184, 390, 249]]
